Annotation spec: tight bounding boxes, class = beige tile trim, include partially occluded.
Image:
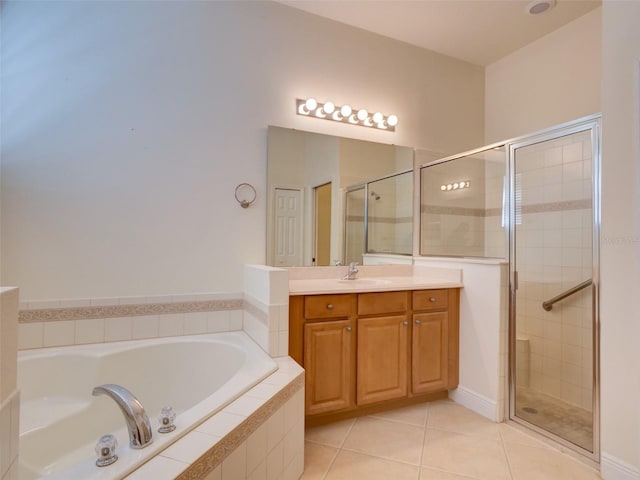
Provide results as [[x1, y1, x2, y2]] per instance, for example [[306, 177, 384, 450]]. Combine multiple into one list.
[[521, 198, 592, 214], [243, 296, 269, 326], [18, 299, 243, 324], [423, 198, 591, 218], [175, 373, 304, 480], [346, 215, 413, 224]]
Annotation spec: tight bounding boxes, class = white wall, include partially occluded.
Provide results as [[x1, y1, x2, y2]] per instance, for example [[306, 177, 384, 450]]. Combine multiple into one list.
[[485, 7, 601, 143], [0, 0, 484, 301], [414, 258, 508, 422], [600, 2, 640, 478]]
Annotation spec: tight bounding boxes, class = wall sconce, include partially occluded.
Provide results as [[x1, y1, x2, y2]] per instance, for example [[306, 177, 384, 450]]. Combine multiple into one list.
[[440, 181, 470, 191], [296, 98, 398, 131]]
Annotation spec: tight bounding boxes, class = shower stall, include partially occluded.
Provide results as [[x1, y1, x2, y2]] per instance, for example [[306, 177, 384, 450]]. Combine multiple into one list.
[[419, 115, 601, 458], [344, 169, 413, 265]]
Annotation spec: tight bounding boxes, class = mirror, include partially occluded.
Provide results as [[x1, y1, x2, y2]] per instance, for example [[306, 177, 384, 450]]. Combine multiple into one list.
[[266, 126, 414, 266]]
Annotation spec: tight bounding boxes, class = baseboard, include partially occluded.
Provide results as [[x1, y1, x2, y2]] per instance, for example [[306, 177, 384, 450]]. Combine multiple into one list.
[[448, 386, 498, 421], [601, 453, 640, 480]]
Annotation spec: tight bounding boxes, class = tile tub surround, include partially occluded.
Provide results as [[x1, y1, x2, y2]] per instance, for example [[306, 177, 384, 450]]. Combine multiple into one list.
[[0, 287, 19, 480], [16, 293, 246, 350], [125, 356, 304, 480], [244, 265, 290, 357], [0, 387, 20, 480]]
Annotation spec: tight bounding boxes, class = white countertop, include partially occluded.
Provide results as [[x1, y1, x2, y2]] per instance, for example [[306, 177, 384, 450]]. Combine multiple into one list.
[[289, 276, 462, 295]]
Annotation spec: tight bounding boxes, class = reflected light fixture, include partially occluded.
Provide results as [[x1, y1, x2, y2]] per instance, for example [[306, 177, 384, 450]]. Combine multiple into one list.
[[440, 181, 470, 191], [296, 98, 397, 131]]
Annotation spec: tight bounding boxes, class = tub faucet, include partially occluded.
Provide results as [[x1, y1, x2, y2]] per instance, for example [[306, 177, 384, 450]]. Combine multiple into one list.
[[92, 384, 153, 449], [343, 262, 359, 280]]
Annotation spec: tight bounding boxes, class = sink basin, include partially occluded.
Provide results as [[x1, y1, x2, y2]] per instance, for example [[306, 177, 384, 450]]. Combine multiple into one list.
[[336, 278, 392, 286]]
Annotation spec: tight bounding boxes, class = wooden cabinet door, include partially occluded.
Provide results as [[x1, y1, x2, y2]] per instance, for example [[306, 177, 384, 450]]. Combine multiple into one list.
[[357, 315, 409, 405], [304, 319, 355, 416], [412, 311, 448, 394]]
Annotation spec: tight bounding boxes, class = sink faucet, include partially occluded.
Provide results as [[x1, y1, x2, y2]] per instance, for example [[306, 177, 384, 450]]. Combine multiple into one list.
[[343, 262, 359, 280], [92, 384, 153, 449]]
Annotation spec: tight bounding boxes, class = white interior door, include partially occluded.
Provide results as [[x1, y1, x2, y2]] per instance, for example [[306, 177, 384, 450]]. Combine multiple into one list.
[[274, 188, 303, 266]]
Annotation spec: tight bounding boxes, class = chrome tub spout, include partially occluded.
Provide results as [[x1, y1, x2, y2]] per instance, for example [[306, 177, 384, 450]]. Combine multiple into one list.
[[92, 384, 153, 449]]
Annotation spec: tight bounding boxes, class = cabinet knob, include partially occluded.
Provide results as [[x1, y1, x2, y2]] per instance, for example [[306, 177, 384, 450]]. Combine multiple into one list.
[[402, 321, 408, 326], [327, 304, 334, 310], [415, 319, 422, 324], [429, 297, 437, 303], [345, 326, 352, 332]]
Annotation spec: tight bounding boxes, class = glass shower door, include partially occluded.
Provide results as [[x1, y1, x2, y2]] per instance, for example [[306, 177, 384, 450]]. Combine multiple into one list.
[[510, 123, 599, 455]]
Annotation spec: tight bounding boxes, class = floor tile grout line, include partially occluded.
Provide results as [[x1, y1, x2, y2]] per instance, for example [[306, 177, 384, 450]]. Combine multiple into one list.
[[498, 425, 516, 480], [417, 402, 430, 479], [425, 424, 504, 442], [319, 443, 340, 480], [339, 445, 423, 468], [320, 417, 357, 480]]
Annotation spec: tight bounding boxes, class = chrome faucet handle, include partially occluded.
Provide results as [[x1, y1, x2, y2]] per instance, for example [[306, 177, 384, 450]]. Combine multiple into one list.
[[334, 260, 343, 266], [95, 434, 118, 467], [343, 262, 359, 280], [158, 406, 176, 433]]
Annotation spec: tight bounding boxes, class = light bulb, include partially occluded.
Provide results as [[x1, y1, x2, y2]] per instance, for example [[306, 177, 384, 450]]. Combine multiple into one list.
[[357, 109, 368, 121], [440, 185, 446, 191], [446, 184, 453, 191], [340, 104, 352, 117], [372, 112, 383, 123], [305, 98, 317, 111], [387, 114, 398, 127], [322, 102, 335, 114], [453, 183, 459, 189]]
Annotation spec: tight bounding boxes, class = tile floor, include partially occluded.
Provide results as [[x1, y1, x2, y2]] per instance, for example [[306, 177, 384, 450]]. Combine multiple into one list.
[[301, 399, 601, 480]]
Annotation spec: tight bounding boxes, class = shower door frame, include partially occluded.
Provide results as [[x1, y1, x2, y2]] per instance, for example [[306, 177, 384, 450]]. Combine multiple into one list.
[[507, 114, 602, 461]]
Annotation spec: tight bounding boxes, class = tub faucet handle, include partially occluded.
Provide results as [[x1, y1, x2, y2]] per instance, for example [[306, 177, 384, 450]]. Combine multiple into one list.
[[95, 434, 118, 467], [158, 406, 176, 433]]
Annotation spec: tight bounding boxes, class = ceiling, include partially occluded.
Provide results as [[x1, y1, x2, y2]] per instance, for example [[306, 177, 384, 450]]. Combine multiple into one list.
[[277, 0, 601, 66]]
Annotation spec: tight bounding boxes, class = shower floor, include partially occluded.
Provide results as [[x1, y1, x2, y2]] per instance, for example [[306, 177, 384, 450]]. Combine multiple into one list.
[[515, 386, 593, 451]]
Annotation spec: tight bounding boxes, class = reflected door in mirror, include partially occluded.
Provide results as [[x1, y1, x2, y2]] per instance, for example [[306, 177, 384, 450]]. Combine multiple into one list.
[[274, 188, 303, 266], [314, 182, 332, 266]]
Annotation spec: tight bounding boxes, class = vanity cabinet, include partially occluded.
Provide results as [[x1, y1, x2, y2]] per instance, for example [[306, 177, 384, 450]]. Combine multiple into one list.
[[411, 290, 450, 394], [356, 291, 409, 406], [304, 319, 355, 415], [289, 287, 460, 423]]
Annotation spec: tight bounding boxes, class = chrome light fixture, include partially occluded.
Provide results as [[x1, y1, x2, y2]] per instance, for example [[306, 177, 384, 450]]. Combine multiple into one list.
[[296, 98, 398, 131]]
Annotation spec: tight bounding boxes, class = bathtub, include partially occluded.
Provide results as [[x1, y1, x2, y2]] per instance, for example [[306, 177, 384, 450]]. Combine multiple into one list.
[[18, 331, 278, 480]]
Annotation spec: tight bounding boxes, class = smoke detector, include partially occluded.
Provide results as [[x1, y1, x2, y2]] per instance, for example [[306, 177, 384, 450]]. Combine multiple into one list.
[[525, 0, 557, 15]]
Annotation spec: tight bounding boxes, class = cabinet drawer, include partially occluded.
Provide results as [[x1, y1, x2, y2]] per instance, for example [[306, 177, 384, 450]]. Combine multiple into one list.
[[305, 294, 354, 319], [413, 289, 449, 311], [358, 291, 408, 316]]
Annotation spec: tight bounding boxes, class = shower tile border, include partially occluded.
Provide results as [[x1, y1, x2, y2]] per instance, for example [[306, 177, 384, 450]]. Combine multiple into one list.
[[422, 198, 591, 218]]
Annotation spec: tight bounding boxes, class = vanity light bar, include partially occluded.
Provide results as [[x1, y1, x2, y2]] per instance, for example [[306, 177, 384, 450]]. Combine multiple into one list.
[[440, 181, 470, 191], [296, 98, 398, 131]]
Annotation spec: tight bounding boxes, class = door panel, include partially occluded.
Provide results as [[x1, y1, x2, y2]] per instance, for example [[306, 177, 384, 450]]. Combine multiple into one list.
[[357, 315, 408, 405], [511, 126, 596, 453]]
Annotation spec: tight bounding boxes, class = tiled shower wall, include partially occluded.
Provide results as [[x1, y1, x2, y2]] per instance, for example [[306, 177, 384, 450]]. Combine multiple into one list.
[[514, 131, 593, 411]]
